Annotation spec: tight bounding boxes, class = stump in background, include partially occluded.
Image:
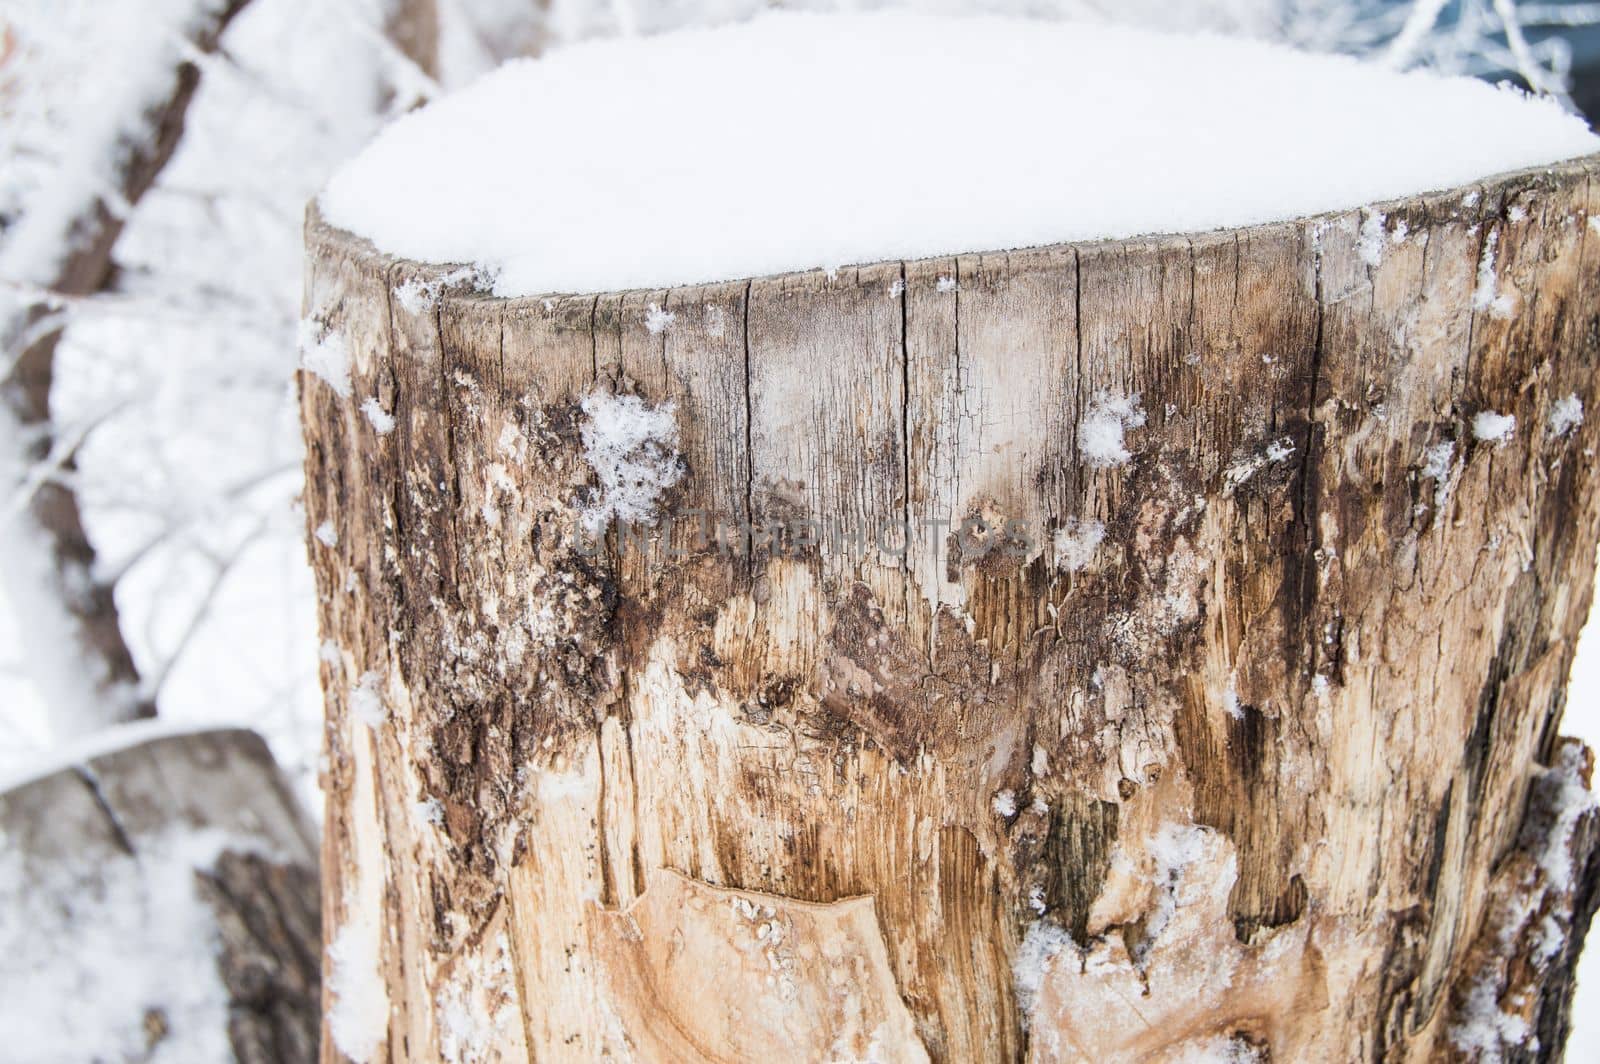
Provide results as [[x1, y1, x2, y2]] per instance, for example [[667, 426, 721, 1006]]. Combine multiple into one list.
[[0, 727, 320, 1062], [302, 154, 1600, 1061]]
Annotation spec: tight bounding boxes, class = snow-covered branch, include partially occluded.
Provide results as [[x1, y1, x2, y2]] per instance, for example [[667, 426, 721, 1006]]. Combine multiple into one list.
[[0, 0, 253, 738]]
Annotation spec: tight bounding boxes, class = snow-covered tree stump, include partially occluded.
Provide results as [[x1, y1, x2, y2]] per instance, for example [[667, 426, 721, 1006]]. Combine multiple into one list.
[[0, 727, 320, 1061], [301, 150, 1600, 1061]]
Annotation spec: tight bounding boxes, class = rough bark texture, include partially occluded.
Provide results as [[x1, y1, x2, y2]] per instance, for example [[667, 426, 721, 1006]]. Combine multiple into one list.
[[302, 155, 1600, 1062], [0, 728, 320, 1061]]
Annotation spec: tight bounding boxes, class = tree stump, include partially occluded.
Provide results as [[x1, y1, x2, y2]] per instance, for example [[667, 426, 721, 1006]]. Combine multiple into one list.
[[0, 727, 321, 1062], [301, 154, 1600, 1062]]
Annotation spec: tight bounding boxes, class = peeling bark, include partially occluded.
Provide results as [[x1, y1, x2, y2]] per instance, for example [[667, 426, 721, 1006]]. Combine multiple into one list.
[[303, 155, 1600, 1061]]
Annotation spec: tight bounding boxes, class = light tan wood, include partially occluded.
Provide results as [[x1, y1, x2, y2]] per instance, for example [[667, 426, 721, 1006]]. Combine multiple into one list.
[[302, 155, 1600, 1062]]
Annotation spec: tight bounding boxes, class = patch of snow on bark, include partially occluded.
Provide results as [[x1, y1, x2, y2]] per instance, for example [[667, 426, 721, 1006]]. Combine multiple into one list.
[[1052, 518, 1104, 573], [1473, 410, 1517, 444], [361, 398, 396, 435], [578, 390, 684, 534], [435, 932, 519, 1063], [1358, 210, 1387, 267], [349, 671, 385, 729], [327, 887, 391, 1064], [1549, 394, 1584, 438], [298, 319, 351, 398], [1080, 392, 1146, 468], [644, 302, 675, 334], [1013, 919, 1075, 1025], [1223, 436, 1295, 494], [1422, 440, 1456, 506], [1141, 822, 1216, 956], [1533, 745, 1598, 892], [1473, 232, 1517, 319], [392, 265, 493, 315]]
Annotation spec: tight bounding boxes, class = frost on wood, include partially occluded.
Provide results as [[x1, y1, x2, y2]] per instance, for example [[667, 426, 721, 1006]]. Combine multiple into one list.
[[361, 397, 396, 435], [1079, 391, 1145, 468], [299, 318, 352, 398], [393, 265, 493, 315], [1474, 232, 1518, 320], [349, 670, 386, 729], [1051, 517, 1105, 573], [1550, 394, 1584, 438], [1474, 409, 1517, 444], [1358, 209, 1388, 267], [577, 388, 684, 534], [327, 890, 390, 1063]]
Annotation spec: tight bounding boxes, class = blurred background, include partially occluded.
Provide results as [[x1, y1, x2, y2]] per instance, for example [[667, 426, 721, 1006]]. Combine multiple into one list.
[[4, 0, 1600, 1059]]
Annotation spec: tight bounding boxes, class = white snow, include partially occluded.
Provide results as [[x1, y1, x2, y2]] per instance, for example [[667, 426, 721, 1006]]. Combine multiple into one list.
[[1224, 436, 1295, 494], [435, 932, 519, 1063], [1422, 440, 1457, 507], [1532, 745, 1598, 892], [1549, 394, 1584, 438], [327, 889, 391, 1063], [1012, 919, 1075, 1024], [1451, 974, 1532, 1061], [578, 389, 684, 534], [1422, 440, 1456, 480], [1473, 410, 1517, 444], [320, 12, 1599, 297], [992, 789, 1018, 818], [1358, 210, 1387, 267], [315, 519, 339, 548], [361, 397, 397, 435], [643, 303, 675, 334], [349, 671, 386, 729], [1473, 231, 1518, 319], [0, 826, 251, 1063], [1052, 518, 1105, 573], [299, 319, 352, 398], [1144, 822, 1215, 949], [1080, 392, 1146, 468], [393, 265, 491, 315]]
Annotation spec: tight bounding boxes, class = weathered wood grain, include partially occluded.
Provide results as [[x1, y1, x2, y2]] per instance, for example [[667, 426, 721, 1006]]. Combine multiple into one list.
[[303, 154, 1600, 1062]]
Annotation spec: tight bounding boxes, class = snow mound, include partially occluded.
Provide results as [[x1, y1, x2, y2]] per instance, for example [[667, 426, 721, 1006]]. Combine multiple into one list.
[[320, 11, 1599, 297]]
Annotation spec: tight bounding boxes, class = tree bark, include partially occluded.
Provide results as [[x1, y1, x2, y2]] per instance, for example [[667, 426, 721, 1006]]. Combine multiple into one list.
[[0, 727, 320, 1061], [382, 0, 440, 80], [302, 154, 1600, 1061]]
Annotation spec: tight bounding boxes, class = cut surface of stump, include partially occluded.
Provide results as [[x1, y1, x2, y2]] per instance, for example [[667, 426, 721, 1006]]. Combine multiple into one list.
[[301, 14, 1600, 1062]]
